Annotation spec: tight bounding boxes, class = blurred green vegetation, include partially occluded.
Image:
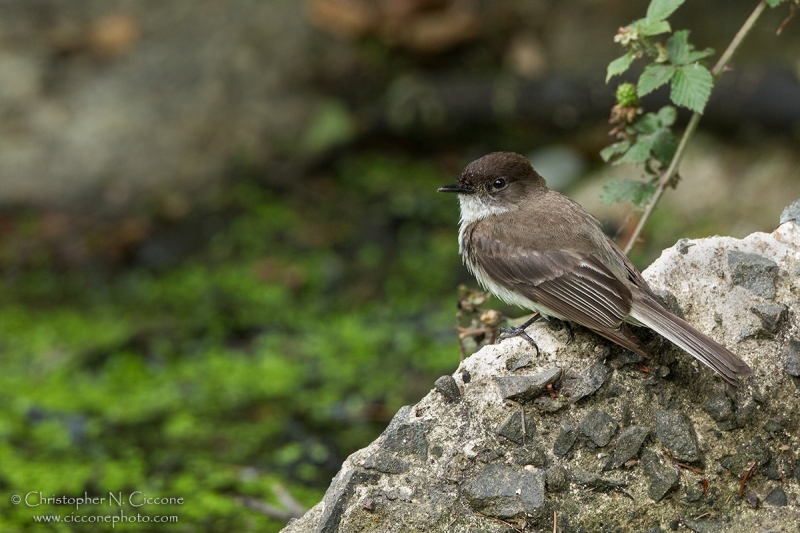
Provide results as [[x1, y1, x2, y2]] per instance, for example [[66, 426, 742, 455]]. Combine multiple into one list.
[[0, 153, 465, 532]]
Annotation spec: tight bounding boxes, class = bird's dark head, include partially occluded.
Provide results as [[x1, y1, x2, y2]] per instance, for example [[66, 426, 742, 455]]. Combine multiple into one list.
[[438, 152, 547, 218]]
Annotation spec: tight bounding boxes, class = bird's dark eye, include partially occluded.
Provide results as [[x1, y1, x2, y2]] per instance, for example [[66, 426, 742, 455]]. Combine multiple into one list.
[[492, 178, 506, 189]]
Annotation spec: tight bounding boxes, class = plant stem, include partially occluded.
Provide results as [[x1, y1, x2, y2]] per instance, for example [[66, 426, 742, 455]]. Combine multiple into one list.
[[623, 0, 768, 255]]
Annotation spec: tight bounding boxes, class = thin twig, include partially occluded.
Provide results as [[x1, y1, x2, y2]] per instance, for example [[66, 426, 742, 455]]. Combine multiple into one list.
[[623, 0, 768, 255]]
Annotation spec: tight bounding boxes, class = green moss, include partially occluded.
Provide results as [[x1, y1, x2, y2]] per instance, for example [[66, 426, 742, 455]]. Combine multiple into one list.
[[0, 152, 467, 532]]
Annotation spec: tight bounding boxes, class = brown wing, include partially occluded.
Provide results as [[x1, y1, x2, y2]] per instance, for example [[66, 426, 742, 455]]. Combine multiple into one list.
[[470, 231, 648, 356]]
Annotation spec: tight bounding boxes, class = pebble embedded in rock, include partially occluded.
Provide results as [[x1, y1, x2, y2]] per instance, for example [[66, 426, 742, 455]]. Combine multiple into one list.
[[463, 463, 546, 519], [579, 409, 619, 447], [533, 395, 566, 413], [786, 340, 800, 377], [749, 304, 786, 334], [727, 250, 779, 300], [496, 409, 536, 445], [571, 469, 626, 490], [563, 363, 609, 402], [656, 410, 700, 463], [701, 393, 733, 423], [545, 465, 568, 492], [494, 367, 561, 401], [720, 437, 770, 476], [361, 451, 410, 474], [553, 424, 578, 457], [317, 469, 381, 533], [382, 422, 429, 459], [640, 450, 679, 502], [611, 425, 649, 468], [746, 490, 759, 509], [434, 375, 461, 403], [764, 487, 787, 506]]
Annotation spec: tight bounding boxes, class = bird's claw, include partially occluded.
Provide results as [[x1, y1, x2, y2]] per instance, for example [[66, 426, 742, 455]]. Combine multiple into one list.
[[497, 314, 542, 357]]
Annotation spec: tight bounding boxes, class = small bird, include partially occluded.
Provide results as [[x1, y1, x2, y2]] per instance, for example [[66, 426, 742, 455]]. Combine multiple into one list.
[[438, 151, 751, 385]]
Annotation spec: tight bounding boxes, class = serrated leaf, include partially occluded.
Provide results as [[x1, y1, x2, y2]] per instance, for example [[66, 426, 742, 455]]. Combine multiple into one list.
[[671, 64, 713, 113], [683, 48, 715, 63], [600, 179, 657, 209], [666, 30, 714, 66], [614, 137, 655, 165], [634, 113, 661, 134], [646, 0, 686, 21], [637, 19, 671, 37], [666, 30, 690, 64], [606, 52, 635, 83], [637, 64, 675, 97], [651, 128, 678, 166], [600, 140, 631, 162], [656, 106, 677, 127]]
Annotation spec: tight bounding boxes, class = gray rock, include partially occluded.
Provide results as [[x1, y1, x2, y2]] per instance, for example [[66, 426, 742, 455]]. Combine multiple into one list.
[[579, 409, 619, 447], [553, 424, 578, 457], [463, 463, 546, 518], [727, 250, 779, 300], [786, 340, 800, 377], [611, 425, 649, 468], [434, 375, 461, 403], [640, 450, 678, 502], [545, 465, 568, 492], [701, 393, 733, 423], [571, 469, 626, 490], [381, 421, 428, 459], [533, 395, 566, 413], [496, 409, 536, 445], [506, 353, 532, 371], [316, 469, 380, 533], [720, 437, 770, 477], [749, 304, 786, 334], [779, 198, 800, 224], [361, 452, 409, 474], [563, 363, 609, 402], [764, 487, 787, 506], [746, 490, 759, 509], [494, 367, 561, 401], [655, 410, 700, 463]]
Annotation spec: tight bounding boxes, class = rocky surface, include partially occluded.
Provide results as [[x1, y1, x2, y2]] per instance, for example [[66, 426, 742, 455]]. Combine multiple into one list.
[[283, 208, 800, 532]]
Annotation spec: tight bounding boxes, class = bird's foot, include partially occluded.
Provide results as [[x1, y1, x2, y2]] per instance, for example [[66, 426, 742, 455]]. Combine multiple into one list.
[[497, 313, 542, 356]]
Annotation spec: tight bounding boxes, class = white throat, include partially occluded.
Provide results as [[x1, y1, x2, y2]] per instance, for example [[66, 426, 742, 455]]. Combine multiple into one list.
[[457, 193, 514, 254]]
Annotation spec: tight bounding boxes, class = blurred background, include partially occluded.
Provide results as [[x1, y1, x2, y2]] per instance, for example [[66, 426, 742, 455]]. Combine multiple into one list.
[[0, 1, 798, 531]]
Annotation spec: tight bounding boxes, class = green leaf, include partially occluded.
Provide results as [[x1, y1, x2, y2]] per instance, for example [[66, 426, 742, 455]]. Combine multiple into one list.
[[767, 0, 788, 7], [637, 19, 671, 37], [600, 179, 657, 209], [671, 64, 713, 113], [637, 64, 676, 97], [651, 128, 678, 166], [606, 52, 635, 83], [646, 0, 686, 21], [633, 113, 661, 134], [600, 140, 631, 162], [614, 137, 655, 165], [666, 30, 690, 64], [666, 30, 714, 65], [656, 105, 677, 127]]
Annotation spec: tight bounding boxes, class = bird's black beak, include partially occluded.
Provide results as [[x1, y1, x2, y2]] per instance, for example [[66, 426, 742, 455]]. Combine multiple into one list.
[[437, 182, 471, 194]]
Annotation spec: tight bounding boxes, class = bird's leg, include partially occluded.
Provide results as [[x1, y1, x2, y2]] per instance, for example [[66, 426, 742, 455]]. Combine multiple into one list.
[[497, 313, 542, 355]]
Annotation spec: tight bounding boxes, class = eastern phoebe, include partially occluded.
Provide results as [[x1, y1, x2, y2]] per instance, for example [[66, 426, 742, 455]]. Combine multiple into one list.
[[439, 151, 751, 385]]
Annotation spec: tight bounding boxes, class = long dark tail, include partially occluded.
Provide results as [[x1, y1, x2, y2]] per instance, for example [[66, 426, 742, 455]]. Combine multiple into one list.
[[630, 296, 751, 385]]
